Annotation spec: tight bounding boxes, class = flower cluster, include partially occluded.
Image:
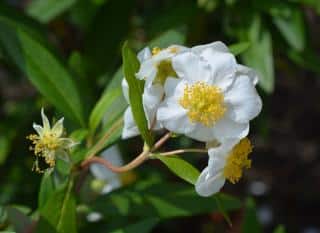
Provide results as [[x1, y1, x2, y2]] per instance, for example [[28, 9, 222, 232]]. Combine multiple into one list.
[[27, 109, 76, 173], [122, 41, 262, 196]]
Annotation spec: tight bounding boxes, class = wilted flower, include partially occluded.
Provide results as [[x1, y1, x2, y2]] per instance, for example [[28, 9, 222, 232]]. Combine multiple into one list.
[[195, 138, 252, 196], [157, 42, 262, 142], [27, 109, 76, 173]]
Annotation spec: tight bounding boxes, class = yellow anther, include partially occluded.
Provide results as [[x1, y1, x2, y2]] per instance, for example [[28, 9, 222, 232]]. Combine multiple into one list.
[[223, 138, 252, 184], [179, 82, 226, 126], [152, 47, 161, 56], [154, 60, 177, 85], [169, 47, 179, 54]]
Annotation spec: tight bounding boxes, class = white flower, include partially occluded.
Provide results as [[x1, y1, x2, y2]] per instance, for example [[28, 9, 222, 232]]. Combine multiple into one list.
[[27, 108, 76, 172], [157, 41, 262, 142], [90, 145, 123, 194], [122, 45, 187, 139], [195, 137, 252, 197], [136, 45, 188, 86]]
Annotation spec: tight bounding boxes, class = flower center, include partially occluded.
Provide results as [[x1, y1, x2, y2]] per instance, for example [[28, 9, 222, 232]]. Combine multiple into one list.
[[154, 60, 177, 85], [179, 82, 226, 126], [27, 132, 60, 167], [223, 138, 252, 184]]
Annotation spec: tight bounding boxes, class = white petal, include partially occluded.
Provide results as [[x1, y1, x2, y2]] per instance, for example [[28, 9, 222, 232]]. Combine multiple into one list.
[[213, 116, 249, 140], [136, 59, 157, 82], [101, 178, 121, 194], [143, 84, 164, 128], [122, 107, 140, 139], [236, 64, 258, 85], [172, 51, 212, 83], [195, 167, 226, 197], [208, 138, 238, 159], [185, 124, 216, 142], [121, 78, 129, 103], [225, 76, 262, 123], [199, 49, 237, 91], [59, 138, 77, 149], [41, 108, 50, 130], [191, 41, 229, 54], [157, 102, 195, 134], [52, 117, 64, 137], [137, 47, 152, 62], [163, 77, 180, 97], [33, 123, 43, 136], [90, 145, 123, 180]]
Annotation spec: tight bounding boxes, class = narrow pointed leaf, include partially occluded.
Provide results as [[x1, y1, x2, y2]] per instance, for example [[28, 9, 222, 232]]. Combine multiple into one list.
[[229, 42, 250, 56], [0, 21, 85, 125], [35, 179, 77, 233], [122, 42, 153, 146], [242, 198, 262, 233], [155, 155, 200, 185], [27, 0, 77, 23]]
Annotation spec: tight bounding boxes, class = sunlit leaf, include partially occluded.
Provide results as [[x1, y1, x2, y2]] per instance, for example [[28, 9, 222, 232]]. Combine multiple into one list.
[[229, 42, 250, 56], [122, 42, 153, 146], [36, 180, 77, 233], [155, 155, 200, 185], [27, 0, 77, 23], [271, 6, 305, 51], [241, 15, 274, 93], [38, 170, 55, 210]]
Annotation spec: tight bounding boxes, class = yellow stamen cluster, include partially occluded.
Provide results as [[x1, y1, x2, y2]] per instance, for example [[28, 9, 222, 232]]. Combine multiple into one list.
[[27, 132, 61, 171], [223, 138, 252, 184], [152, 47, 161, 56], [179, 82, 226, 126], [169, 47, 179, 53]]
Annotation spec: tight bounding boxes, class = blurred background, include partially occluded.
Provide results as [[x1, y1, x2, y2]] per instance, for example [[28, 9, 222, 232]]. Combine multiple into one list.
[[0, 0, 320, 232]]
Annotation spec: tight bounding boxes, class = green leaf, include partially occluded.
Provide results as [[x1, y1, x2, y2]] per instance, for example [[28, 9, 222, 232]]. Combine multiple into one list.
[[0, 135, 10, 165], [146, 1, 198, 37], [0, 2, 45, 44], [110, 218, 159, 233], [214, 195, 232, 227], [27, 0, 77, 23], [288, 49, 320, 75], [147, 30, 186, 49], [84, 0, 134, 77], [155, 155, 200, 185], [242, 198, 262, 233], [0, 22, 85, 126], [92, 182, 241, 219], [89, 85, 126, 133], [6, 206, 32, 233], [273, 225, 286, 233], [241, 15, 274, 93], [89, 29, 186, 135], [271, 6, 305, 51], [70, 128, 89, 142], [38, 170, 55, 210], [122, 42, 153, 146], [229, 42, 251, 56], [86, 117, 123, 159], [36, 179, 77, 233]]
